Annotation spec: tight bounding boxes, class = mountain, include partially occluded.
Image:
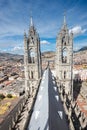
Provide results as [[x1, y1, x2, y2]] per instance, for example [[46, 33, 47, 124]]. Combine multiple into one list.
[[42, 51, 55, 59], [73, 46, 87, 64], [78, 46, 87, 52], [0, 52, 23, 63], [0, 47, 87, 66]]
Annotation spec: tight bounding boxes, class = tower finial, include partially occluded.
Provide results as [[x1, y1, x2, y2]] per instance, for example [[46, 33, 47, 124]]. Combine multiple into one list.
[[63, 11, 66, 25], [30, 10, 34, 27]]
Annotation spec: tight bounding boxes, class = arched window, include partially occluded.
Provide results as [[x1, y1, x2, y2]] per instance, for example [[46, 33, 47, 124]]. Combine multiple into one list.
[[32, 86, 34, 91], [30, 36, 34, 44], [64, 42, 66, 46], [62, 48, 67, 63], [29, 49, 35, 63], [31, 71, 34, 79], [29, 71, 30, 79], [64, 71, 66, 79], [62, 36, 66, 46]]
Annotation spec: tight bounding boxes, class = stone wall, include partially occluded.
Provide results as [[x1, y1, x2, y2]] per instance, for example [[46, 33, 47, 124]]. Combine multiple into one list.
[[0, 78, 41, 130], [57, 81, 87, 130], [0, 97, 26, 130]]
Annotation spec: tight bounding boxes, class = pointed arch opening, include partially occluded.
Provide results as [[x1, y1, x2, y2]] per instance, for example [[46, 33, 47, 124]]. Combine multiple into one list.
[[62, 36, 66, 45], [31, 71, 34, 79], [29, 48, 35, 63], [64, 42, 66, 46], [64, 71, 66, 79], [62, 36, 65, 44], [62, 48, 67, 63]]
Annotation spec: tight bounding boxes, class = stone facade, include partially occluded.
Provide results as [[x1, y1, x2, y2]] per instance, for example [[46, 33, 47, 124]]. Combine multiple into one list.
[[55, 15, 73, 93], [24, 16, 42, 95]]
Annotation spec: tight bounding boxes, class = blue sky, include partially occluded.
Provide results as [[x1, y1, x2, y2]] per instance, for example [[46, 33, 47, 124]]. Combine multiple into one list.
[[0, 0, 87, 54]]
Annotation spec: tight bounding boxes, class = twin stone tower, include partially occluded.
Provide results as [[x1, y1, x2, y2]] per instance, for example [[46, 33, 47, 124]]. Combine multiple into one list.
[[24, 15, 73, 96]]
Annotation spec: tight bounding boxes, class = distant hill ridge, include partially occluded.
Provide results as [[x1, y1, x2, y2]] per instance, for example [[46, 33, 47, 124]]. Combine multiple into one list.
[[0, 46, 87, 63], [78, 46, 87, 52], [0, 52, 23, 62], [0, 52, 23, 57]]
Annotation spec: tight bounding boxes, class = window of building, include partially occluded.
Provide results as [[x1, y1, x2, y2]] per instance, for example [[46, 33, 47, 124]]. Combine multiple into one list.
[[64, 71, 66, 79], [29, 71, 30, 79], [31, 37, 34, 44], [62, 36, 66, 46], [64, 42, 66, 46], [31, 71, 34, 79], [29, 49, 35, 63], [62, 48, 67, 63], [62, 36, 65, 43]]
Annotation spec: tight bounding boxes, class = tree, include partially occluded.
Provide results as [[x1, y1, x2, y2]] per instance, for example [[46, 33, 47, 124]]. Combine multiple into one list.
[[7, 94, 12, 98], [0, 94, 5, 99]]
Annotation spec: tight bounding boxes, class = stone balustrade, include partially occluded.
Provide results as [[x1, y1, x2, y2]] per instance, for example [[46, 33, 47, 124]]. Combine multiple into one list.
[[0, 79, 41, 130], [56, 81, 87, 130], [0, 97, 26, 130]]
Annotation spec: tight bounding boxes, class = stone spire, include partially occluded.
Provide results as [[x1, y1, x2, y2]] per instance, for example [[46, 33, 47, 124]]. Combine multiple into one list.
[[64, 12, 66, 26], [62, 11, 68, 31], [30, 16, 34, 26], [29, 14, 35, 36], [24, 30, 26, 37]]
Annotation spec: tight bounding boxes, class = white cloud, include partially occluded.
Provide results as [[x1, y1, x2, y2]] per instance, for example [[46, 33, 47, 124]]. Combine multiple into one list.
[[0, 44, 24, 54], [41, 40, 50, 44], [69, 25, 87, 36], [12, 46, 23, 51]]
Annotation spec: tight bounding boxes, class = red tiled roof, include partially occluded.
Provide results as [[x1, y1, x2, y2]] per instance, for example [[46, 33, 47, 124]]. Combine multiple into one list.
[[77, 95, 87, 116]]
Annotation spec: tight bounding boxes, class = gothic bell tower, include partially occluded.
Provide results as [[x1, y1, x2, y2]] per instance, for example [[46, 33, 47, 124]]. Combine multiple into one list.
[[24, 16, 42, 95], [55, 15, 73, 93]]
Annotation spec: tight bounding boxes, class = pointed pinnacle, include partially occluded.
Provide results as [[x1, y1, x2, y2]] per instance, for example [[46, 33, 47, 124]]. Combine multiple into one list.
[[24, 30, 26, 37], [30, 16, 33, 26], [63, 11, 66, 25]]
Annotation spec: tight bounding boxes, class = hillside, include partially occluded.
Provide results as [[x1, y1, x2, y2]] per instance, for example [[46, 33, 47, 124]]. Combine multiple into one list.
[[0, 53, 23, 63], [42, 51, 55, 60], [78, 46, 87, 52], [0, 51, 55, 62], [74, 50, 87, 64], [0, 46, 87, 66]]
